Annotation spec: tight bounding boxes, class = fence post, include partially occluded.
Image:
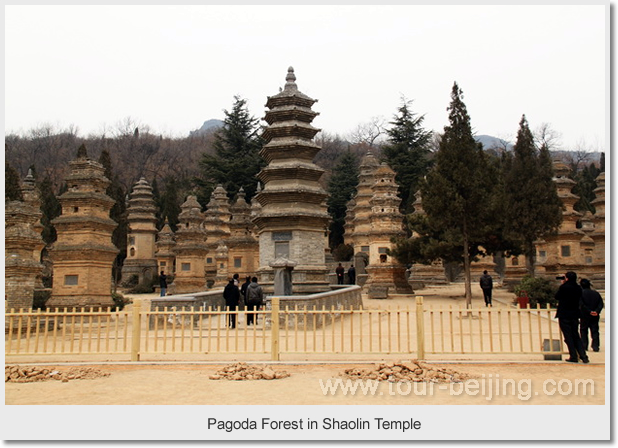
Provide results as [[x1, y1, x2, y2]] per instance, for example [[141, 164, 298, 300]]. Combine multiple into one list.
[[415, 295, 425, 360], [271, 296, 280, 361], [131, 299, 142, 362]]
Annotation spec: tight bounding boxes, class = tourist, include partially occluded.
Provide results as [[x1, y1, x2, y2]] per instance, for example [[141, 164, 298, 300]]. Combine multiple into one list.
[[348, 265, 356, 285], [555, 271, 589, 363], [336, 263, 345, 285], [245, 277, 264, 326], [240, 275, 251, 304], [479, 270, 493, 306], [223, 279, 240, 329], [233, 273, 240, 288], [159, 271, 168, 297], [579, 278, 604, 352]]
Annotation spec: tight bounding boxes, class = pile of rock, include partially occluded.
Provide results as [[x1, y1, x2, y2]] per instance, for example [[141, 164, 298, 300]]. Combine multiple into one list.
[[209, 363, 290, 381], [341, 360, 470, 383], [5, 365, 111, 383]]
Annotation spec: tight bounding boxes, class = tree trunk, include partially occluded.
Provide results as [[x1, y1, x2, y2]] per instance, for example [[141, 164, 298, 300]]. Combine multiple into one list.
[[525, 243, 536, 278], [463, 235, 472, 308]]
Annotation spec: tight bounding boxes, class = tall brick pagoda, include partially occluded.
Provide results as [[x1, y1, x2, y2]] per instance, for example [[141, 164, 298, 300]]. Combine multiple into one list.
[[172, 195, 208, 293], [5, 169, 46, 311], [48, 145, 118, 308], [121, 177, 158, 286], [361, 162, 413, 298], [252, 67, 330, 294]]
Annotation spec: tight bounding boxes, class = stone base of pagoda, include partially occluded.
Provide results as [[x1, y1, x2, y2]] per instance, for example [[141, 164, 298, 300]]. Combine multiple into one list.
[[257, 265, 330, 296], [364, 264, 414, 299], [121, 259, 158, 287]]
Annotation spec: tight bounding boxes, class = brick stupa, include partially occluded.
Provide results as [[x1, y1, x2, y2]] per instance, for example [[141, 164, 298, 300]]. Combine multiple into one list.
[[48, 145, 118, 308], [252, 67, 330, 294]]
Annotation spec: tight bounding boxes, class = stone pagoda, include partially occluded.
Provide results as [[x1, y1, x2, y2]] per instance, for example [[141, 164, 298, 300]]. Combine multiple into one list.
[[203, 184, 231, 281], [48, 145, 118, 308], [121, 177, 158, 286], [227, 188, 259, 279], [5, 170, 46, 311], [344, 150, 380, 285], [155, 220, 176, 276], [589, 171, 605, 287], [535, 162, 587, 279], [405, 190, 449, 287], [172, 195, 208, 293], [361, 162, 413, 298], [252, 67, 330, 294]]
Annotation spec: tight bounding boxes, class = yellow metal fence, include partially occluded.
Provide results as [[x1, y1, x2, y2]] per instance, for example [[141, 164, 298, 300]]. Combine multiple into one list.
[[5, 296, 565, 362]]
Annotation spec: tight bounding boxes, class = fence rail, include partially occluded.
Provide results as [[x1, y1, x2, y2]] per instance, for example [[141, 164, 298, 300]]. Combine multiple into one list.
[[5, 296, 566, 362]]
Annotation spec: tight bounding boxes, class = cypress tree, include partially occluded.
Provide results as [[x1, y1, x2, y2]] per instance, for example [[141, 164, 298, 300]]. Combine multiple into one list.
[[98, 148, 128, 285], [412, 82, 495, 306], [326, 150, 360, 251], [39, 175, 62, 245], [5, 162, 23, 201], [381, 97, 433, 214], [502, 115, 563, 276], [158, 176, 182, 232], [197, 95, 265, 207]]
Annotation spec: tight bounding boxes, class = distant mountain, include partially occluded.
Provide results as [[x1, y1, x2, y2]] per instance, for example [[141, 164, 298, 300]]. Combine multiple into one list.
[[475, 135, 513, 151], [190, 119, 224, 136]]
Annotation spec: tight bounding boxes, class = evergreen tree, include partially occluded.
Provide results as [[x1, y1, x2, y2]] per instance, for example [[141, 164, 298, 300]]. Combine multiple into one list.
[[326, 151, 360, 251], [600, 152, 605, 172], [381, 97, 433, 214], [197, 95, 265, 208], [39, 175, 62, 245], [158, 176, 182, 232], [397, 83, 496, 306], [572, 162, 601, 214], [98, 148, 128, 286], [5, 162, 23, 201], [502, 115, 563, 276]]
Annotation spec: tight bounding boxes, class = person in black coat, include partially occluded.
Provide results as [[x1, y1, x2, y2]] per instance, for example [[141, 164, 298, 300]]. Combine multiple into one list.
[[555, 271, 589, 363], [348, 265, 356, 285], [579, 278, 604, 352], [479, 270, 493, 306], [223, 279, 240, 329]]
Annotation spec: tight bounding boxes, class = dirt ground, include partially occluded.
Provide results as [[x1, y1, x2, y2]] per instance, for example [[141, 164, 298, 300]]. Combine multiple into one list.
[[5, 361, 604, 405]]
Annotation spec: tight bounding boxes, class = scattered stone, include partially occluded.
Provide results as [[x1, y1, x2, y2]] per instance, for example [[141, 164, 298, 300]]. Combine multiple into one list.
[[5, 365, 110, 383], [341, 359, 472, 384], [209, 363, 290, 381]]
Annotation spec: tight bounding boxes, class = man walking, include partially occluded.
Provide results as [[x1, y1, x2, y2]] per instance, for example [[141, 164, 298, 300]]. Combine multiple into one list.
[[556, 271, 589, 363], [479, 270, 493, 306], [579, 278, 604, 352]]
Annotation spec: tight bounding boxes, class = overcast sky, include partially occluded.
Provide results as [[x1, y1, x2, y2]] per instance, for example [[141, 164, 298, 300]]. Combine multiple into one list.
[[5, 4, 608, 151]]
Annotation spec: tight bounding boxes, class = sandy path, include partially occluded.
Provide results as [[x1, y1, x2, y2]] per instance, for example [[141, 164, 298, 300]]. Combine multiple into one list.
[[5, 362, 604, 405]]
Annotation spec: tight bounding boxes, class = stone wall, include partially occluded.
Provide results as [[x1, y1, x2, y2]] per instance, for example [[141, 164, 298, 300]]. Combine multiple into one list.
[[148, 289, 225, 328], [264, 285, 362, 329]]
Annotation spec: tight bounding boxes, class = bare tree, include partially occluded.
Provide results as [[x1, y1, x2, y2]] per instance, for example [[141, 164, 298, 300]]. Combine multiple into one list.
[[348, 116, 386, 147], [534, 122, 562, 151]]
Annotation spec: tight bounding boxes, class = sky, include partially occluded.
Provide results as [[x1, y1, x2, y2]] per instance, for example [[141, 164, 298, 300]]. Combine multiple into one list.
[[4, 4, 608, 151]]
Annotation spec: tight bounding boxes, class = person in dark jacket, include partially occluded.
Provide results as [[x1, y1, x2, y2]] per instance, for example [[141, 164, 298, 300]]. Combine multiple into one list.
[[479, 270, 493, 306], [223, 279, 240, 329], [555, 271, 589, 363], [348, 265, 356, 285], [579, 278, 604, 352], [240, 276, 251, 305], [245, 277, 264, 326], [335, 263, 345, 284], [159, 271, 168, 297]]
